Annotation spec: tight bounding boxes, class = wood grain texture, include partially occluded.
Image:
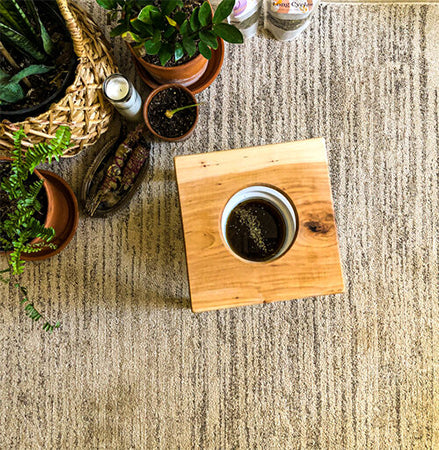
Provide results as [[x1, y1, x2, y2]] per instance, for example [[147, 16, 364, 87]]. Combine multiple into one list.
[[175, 139, 344, 311], [0, 3, 438, 449]]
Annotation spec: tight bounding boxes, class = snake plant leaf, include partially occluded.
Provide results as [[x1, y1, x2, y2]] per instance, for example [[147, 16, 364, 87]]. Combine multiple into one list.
[[0, 65, 53, 104], [213, 0, 235, 24], [23, 0, 39, 26], [10, 64, 53, 83], [0, 23, 45, 61], [39, 20, 54, 55], [23, 0, 54, 55], [0, 0, 35, 40], [0, 83, 23, 103]]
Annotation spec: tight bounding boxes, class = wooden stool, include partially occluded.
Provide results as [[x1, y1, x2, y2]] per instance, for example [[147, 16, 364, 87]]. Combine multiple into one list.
[[174, 138, 344, 312]]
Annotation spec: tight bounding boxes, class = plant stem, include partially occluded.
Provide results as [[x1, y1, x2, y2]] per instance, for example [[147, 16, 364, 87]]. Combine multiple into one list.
[[165, 103, 202, 119], [0, 41, 32, 88]]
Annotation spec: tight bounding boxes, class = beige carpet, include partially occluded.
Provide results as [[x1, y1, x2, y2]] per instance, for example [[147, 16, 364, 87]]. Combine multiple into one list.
[[1, 2, 438, 449]]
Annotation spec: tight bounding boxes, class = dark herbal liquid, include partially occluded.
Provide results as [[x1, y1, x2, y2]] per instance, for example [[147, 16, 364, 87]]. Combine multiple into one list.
[[226, 199, 286, 262]]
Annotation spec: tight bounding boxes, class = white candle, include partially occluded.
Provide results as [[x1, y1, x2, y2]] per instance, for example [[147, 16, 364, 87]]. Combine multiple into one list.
[[103, 74, 143, 122], [106, 77, 130, 100]]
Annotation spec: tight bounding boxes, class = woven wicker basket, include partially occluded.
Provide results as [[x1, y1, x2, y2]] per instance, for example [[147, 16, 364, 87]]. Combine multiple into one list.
[[0, 0, 117, 157]]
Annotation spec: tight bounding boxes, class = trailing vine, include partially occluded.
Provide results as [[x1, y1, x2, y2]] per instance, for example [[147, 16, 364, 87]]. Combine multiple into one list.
[[0, 269, 60, 332], [0, 126, 71, 332]]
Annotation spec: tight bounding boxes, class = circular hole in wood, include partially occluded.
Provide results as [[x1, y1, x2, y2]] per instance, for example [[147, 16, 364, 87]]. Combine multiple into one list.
[[221, 185, 297, 262]]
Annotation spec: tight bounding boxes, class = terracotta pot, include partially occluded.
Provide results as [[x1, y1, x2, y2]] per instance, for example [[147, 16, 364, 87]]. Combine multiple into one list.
[[143, 83, 199, 142], [0, 159, 79, 261], [128, 43, 208, 87], [127, 0, 214, 87]]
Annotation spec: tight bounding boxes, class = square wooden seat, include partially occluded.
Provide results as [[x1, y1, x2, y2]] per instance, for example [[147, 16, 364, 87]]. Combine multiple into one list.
[[174, 138, 344, 312]]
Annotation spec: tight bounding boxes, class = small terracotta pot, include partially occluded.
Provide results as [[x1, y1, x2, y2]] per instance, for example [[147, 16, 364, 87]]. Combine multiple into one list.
[[0, 159, 78, 261], [128, 44, 208, 87], [143, 83, 199, 142]]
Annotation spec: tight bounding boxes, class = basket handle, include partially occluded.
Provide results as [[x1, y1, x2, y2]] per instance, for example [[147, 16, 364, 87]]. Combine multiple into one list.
[[56, 0, 86, 58]]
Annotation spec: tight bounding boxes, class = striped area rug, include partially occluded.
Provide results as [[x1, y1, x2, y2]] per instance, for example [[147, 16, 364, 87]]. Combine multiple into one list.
[[0, 3, 438, 448]]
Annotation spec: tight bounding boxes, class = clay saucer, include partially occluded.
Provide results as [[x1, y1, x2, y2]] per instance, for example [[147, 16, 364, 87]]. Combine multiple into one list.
[[134, 39, 224, 94], [22, 171, 79, 261]]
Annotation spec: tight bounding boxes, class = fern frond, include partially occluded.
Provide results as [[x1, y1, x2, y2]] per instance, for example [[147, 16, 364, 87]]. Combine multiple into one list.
[[25, 126, 71, 171], [26, 178, 44, 199], [0, 236, 11, 250], [13, 128, 26, 154], [9, 248, 26, 275], [27, 219, 55, 243], [1, 127, 69, 334], [0, 267, 11, 284], [10, 277, 62, 332], [43, 321, 61, 333], [22, 241, 56, 253], [24, 302, 41, 320], [46, 126, 72, 160]]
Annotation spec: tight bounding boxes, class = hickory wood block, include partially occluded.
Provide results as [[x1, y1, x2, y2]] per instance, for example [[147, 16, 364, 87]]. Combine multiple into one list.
[[174, 138, 344, 312]]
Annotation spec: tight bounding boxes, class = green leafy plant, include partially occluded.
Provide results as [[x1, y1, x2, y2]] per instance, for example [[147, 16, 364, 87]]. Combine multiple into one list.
[[0, 126, 72, 332], [0, 0, 62, 106], [0, 65, 53, 104], [97, 0, 243, 66], [0, 0, 56, 63]]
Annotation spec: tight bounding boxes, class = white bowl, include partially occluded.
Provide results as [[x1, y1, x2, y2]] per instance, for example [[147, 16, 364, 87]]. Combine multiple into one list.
[[221, 185, 297, 262]]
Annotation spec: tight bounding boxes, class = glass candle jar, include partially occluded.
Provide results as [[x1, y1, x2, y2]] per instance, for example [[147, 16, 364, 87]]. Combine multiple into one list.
[[103, 74, 143, 122]]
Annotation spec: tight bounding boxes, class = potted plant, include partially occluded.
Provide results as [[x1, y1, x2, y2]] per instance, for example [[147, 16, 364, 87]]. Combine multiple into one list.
[[144, 83, 199, 141], [97, 0, 243, 86], [0, 126, 78, 332], [0, 0, 77, 122]]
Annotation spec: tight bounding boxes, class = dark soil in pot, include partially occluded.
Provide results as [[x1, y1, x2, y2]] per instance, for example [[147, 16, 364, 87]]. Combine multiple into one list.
[[0, 161, 48, 252], [148, 87, 197, 138], [0, 4, 77, 120], [142, 0, 204, 67]]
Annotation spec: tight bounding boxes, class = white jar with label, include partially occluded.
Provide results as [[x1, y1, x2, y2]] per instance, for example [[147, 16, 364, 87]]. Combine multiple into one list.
[[228, 0, 262, 39], [265, 0, 320, 41]]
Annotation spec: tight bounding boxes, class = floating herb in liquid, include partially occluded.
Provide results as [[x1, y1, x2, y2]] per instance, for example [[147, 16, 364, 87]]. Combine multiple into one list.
[[225, 199, 286, 262]]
